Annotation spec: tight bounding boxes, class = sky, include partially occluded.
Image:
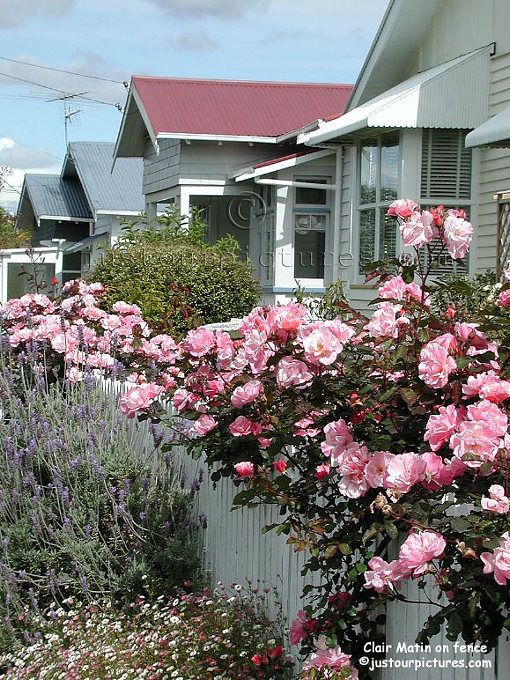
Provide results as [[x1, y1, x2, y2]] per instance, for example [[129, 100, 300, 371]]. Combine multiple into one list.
[[0, 0, 389, 212]]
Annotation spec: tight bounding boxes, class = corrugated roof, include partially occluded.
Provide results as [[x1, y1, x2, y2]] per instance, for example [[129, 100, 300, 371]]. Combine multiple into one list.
[[300, 47, 491, 146], [131, 77, 352, 138], [25, 174, 91, 220], [66, 142, 144, 213], [466, 105, 510, 148]]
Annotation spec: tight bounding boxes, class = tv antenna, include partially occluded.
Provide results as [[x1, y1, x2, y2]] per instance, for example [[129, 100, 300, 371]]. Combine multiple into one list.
[[47, 92, 87, 146]]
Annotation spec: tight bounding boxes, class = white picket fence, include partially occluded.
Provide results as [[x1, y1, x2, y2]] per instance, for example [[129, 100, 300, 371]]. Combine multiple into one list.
[[109, 378, 510, 680]]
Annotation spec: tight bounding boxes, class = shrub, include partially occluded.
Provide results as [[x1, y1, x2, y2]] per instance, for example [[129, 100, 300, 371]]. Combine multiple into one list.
[[89, 211, 260, 338], [0, 586, 294, 679], [0, 363, 204, 652], [430, 270, 500, 321]]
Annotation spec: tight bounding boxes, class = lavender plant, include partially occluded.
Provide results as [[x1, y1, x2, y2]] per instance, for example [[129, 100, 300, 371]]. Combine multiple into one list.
[[0, 358, 204, 652]]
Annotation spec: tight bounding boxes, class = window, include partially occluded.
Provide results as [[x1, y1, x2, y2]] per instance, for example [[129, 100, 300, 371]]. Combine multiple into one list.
[[294, 177, 330, 279], [62, 251, 82, 284], [7, 263, 56, 299], [420, 128, 472, 274], [358, 132, 399, 273], [256, 185, 275, 286]]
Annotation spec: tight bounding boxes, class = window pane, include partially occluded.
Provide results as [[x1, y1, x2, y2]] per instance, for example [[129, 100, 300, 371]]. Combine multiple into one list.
[[295, 179, 327, 205], [379, 209, 397, 260], [7, 263, 55, 300], [360, 141, 377, 204], [359, 209, 376, 272], [295, 214, 311, 234], [381, 132, 399, 202], [63, 251, 82, 271], [294, 230, 325, 278]]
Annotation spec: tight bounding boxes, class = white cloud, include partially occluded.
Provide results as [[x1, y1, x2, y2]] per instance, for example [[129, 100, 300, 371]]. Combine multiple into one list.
[[167, 31, 220, 51], [143, 0, 269, 19], [0, 166, 60, 214], [0, 0, 74, 29], [0, 138, 60, 212], [0, 137, 59, 170]]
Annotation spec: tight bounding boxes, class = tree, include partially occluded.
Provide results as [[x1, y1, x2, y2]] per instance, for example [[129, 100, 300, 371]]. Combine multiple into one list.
[[0, 207, 31, 249]]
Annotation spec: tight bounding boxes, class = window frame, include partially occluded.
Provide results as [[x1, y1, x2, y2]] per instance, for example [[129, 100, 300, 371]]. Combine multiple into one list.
[[293, 175, 331, 283], [418, 128, 473, 276], [356, 131, 401, 276]]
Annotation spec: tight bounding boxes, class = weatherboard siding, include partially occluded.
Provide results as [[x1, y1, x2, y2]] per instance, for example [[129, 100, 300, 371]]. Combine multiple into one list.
[[412, 0, 510, 274], [179, 141, 276, 182], [475, 50, 510, 272], [143, 138, 181, 197]]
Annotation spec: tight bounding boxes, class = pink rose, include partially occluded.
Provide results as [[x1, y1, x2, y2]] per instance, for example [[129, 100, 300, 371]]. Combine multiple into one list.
[[424, 404, 464, 451], [192, 414, 217, 436], [273, 459, 287, 473], [234, 461, 255, 478], [364, 556, 406, 593], [387, 199, 419, 218], [398, 530, 446, 576], [231, 379, 263, 407], [112, 301, 142, 316], [400, 210, 435, 247], [481, 532, 510, 585], [336, 443, 370, 498], [315, 464, 331, 480], [229, 415, 262, 437], [172, 388, 198, 412], [182, 327, 216, 357], [320, 419, 353, 460], [418, 342, 457, 389], [449, 421, 500, 468], [385, 452, 426, 494], [497, 290, 510, 308], [442, 214, 473, 259], [481, 485, 510, 514], [119, 383, 165, 418], [367, 302, 408, 339], [421, 452, 454, 490], [365, 451, 393, 489], [275, 356, 313, 390], [300, 325, 343, 365], [290, 610, 316, 646], [467, 400, 508, 437], [301, 638, 358, 678]]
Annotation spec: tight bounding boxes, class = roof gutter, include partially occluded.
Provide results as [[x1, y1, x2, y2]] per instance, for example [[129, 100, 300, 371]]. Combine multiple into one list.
[[254, 177, 338, 191]]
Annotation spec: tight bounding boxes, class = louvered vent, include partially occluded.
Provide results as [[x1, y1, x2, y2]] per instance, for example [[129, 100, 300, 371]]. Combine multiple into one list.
[[421, 129, 472, 200], [420, 129, 472, 274]]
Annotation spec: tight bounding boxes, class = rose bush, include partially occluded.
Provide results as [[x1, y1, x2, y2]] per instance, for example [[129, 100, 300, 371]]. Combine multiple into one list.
[[3, 202, 510, 678]]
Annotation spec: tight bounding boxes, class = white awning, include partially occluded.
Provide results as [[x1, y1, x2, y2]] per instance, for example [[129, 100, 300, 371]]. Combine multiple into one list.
[[299, 46, 492, 146], [465, 105, 510, 148]]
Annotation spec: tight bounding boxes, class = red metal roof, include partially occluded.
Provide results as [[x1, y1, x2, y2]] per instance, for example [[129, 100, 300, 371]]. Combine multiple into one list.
[[132, 76, 352, 138]]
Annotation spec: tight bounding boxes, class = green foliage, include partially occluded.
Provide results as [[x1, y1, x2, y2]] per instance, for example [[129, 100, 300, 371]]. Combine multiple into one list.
[[89, 208, 260, 338], [294, 280, 350, 320], [0, 208, 31, 249], [430, 270, 499, 321], [0, 365, 203, 652]]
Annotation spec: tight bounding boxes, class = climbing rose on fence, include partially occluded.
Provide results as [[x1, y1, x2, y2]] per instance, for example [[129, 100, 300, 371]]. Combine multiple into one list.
[[4, 203, 510, 678]]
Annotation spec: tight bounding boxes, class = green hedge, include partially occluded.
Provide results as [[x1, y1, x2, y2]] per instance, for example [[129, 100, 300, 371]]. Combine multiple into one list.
[[90, 226, 260, 337]]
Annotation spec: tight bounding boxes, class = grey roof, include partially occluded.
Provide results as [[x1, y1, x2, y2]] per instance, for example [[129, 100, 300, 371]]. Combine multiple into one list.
[[24, 174, 91, 220], [64, 141, 144, 214]]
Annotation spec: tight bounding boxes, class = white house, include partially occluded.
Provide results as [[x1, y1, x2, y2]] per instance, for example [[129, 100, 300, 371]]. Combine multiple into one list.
[[297, 0, 510, 311], [113, 77, 352, 304]]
